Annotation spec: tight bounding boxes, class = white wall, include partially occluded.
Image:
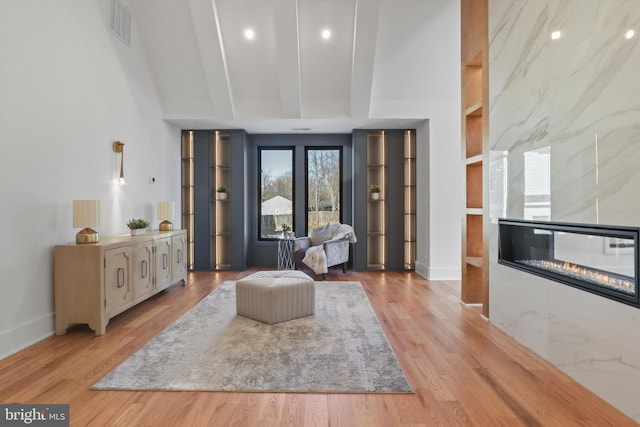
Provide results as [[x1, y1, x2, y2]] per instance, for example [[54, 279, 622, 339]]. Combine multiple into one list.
[[489, 0, 640, 421], [0, 0, 181, 359], [370, 0, 462, 280]]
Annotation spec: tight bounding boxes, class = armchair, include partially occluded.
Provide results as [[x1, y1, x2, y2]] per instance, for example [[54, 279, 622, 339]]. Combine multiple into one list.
[[292, 223, 356, 279]]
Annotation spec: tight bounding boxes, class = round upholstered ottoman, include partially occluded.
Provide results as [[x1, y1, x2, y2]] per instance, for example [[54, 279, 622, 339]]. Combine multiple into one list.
[[236, 270, 315, 324]]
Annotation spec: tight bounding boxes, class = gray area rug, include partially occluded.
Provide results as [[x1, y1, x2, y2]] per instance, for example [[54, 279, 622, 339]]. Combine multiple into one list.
[[92, 281, 412, 393]]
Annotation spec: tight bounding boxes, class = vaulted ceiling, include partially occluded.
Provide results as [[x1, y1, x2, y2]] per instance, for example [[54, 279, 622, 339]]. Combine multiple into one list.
[[130, 0, 458, 133]]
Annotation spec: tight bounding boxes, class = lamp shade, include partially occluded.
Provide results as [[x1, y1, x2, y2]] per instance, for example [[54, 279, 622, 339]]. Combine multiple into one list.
[[157, 201, 175, 231], [157, 201, 175, 221], [73, 200, 100, 228]]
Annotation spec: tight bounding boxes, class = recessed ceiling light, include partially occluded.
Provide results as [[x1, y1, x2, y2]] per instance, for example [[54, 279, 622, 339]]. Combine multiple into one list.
[[321, 29, 331, 40], [244, 28, 255, 40], [551, 30, 561, 40], [626, 29, 635, 39]]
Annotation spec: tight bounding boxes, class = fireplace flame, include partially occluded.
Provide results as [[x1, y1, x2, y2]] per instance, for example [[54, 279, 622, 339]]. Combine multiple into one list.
[[541, 260, 632, 290]]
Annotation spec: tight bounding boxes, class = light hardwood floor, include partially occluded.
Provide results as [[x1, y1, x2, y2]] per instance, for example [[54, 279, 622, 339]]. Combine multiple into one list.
[[0, 270, 636, 426]]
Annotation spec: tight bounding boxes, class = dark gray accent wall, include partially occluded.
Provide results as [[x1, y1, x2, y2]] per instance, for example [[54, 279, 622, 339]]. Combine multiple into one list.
[[352, 131, 368, 270], [246, 134, 353, 267], [229, 130, 248, 270], [192, 130, 212, 270], [191, 130, 247, 271], [189, 129, 411, 271], [386, 130, 405, 270]]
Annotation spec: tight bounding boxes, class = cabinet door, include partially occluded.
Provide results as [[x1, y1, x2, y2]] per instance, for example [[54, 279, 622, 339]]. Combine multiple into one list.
[[104, 248, 132, 316], [132, 241, 154, 301], [171, 233, 187, 282], [155, 237, 172, 291]]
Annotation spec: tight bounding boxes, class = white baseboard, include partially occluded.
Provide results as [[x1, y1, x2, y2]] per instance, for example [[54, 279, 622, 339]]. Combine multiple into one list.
[[418, 265, 461, 281], [0, 313, 54, 360]]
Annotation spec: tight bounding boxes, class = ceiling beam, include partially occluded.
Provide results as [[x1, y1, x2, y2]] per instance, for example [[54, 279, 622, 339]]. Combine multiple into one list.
[[273, 0, 302, 118], [187, 0, 235, 117], [350, 0, 380, 118]]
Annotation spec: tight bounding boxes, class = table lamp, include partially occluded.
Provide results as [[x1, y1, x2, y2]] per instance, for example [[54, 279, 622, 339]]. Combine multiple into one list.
[[73, 200, 100, 243], [158, 201, 175, 231]]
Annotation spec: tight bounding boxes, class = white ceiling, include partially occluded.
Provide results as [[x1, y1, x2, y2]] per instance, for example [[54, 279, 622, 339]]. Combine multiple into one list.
[[130, 0, 458, 133]]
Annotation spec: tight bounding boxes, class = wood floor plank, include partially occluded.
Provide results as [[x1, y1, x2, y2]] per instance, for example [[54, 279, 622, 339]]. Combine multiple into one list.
[[0, 270, 636, 426]]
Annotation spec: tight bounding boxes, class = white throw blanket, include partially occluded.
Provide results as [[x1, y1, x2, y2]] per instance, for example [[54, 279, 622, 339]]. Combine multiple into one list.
[[302, 224, 357, 274]]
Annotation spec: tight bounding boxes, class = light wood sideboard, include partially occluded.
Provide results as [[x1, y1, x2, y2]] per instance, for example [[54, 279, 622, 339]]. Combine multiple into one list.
[[54, 230, 187, 336]]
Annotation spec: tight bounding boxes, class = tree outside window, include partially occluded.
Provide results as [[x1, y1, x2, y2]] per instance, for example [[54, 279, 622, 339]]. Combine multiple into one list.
[[307, 148, 341, 234]]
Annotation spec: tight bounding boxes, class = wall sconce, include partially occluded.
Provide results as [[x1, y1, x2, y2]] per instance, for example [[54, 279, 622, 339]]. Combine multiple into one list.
[[73, 200, 100, 244], [157, 201, 175, 231], [113, 141, 125, 185]]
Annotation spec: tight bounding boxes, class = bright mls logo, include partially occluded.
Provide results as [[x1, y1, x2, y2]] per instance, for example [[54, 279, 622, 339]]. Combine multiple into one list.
[[0, 404, 68, 426]]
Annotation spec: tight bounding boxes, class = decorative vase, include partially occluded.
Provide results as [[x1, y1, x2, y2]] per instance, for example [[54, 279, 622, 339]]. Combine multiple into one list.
[[130, 229, 145, 236], [218, 192, 227, 200], [371, 192, 380, 200]]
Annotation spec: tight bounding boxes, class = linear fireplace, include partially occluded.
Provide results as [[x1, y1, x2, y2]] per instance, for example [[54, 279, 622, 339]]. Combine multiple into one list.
[[498, 219, 639, 308]]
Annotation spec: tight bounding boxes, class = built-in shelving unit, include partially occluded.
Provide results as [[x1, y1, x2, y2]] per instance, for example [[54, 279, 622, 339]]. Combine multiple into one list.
[[404, 130, 416, 270], [181, 130, 246, 271], [367, 131, 387, 270], [181, 131, 195, 270], [212, 131, 231, 270], [461, 0, 489, 316], [353, 129, 416, 272]]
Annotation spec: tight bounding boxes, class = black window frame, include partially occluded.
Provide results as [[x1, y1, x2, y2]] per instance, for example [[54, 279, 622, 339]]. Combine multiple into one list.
[[258, 146, 295, 241], [304, 146, 343, 234]]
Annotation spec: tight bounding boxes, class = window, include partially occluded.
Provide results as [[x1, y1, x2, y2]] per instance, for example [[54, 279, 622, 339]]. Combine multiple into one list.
[[259, 148, 294, 239], [306, 148, 342, 234], [524, 146, 551, 221]]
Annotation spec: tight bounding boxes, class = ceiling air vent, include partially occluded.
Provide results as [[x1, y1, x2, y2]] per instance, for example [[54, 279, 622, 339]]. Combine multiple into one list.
[[108, 0, 131, 47]]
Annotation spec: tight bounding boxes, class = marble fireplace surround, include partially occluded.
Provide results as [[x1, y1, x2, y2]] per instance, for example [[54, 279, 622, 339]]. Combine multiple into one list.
[[489, 0, 640, 422]]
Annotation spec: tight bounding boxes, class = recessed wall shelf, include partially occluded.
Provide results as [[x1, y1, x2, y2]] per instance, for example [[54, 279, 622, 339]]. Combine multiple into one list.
[[181, 130, 247, 271], [461, 0, 489, 316], [181, 131, 195, 270], [354, 129, 416, 272]]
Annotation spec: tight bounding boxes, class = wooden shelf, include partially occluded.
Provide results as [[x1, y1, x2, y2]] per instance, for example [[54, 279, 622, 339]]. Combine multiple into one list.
[[466, 155, 482, 165], [461, 0, 488, 313], [465, 102, 483, 116], [466, 256, 483, 268]]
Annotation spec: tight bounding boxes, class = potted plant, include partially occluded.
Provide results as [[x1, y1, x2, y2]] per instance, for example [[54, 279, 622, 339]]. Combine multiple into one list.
[[127, 218, 150, 236], [369, 184, 381, 200], [217, 184, 229, 200], [281, 223, 293, 239]]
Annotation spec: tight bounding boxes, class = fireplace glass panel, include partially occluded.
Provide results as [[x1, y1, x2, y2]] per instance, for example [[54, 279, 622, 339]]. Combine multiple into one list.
[[498, 219, 639, 308]]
